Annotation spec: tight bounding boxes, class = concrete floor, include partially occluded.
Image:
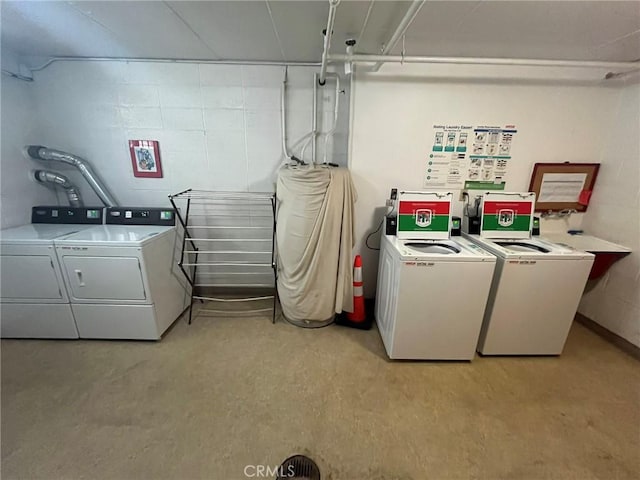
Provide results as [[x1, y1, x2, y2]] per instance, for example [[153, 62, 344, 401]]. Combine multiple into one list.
[[2, 311, 639, 480]]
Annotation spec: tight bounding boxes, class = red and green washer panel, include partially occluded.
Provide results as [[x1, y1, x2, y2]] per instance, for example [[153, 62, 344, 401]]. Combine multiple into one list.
[[398, 200, 451, 233], [481, 200, 532, 232]]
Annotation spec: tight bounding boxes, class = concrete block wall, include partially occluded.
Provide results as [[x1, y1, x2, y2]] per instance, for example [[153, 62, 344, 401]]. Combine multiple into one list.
[[2, 55, 637, 343], [348, 63, 622, 298], [579, 82, 640, 346], [349, 63, 639, 346], [28, 60, 349, 207], [2, 59, 349, 289], [0, 50, 57, 228]]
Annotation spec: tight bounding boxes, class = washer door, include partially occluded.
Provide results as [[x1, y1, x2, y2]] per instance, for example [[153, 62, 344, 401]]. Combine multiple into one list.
[[495, 241, 550, 253], [404, 242, 461, 255]]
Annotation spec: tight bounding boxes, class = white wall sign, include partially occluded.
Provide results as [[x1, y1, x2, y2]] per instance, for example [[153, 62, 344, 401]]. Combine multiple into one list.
[[538, 172, 588, 203]]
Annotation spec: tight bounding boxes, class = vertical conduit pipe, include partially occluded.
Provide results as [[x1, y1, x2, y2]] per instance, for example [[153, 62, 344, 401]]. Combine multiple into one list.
[[312, 72, 318, 164], [281, 66, 292, 161], [300, 72, 319, 164], [319, 0, 340, 85], [323, 74, 341, 164]]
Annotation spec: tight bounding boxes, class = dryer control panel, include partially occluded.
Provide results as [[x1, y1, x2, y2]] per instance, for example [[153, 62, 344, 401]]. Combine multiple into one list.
[[106, 207, 175, 226], [32, 206, 105, 224]]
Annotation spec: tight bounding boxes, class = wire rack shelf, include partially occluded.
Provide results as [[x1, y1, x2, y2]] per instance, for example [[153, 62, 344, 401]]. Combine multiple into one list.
[[169, 189, 278, 324]]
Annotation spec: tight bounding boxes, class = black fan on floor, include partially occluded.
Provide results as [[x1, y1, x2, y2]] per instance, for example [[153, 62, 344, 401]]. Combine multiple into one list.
[[277, 455, 320, 480]]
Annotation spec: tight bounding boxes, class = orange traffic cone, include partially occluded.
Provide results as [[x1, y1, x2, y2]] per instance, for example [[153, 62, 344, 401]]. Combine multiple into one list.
[[347, 255, 366, 323]]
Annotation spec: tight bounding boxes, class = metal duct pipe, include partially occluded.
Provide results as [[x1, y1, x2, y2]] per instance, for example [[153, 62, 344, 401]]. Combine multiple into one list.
[[319, 0, 340, 85], [371, 0, 426, 72], [33, 169, 84, 207], [25, 146, 117, 207]]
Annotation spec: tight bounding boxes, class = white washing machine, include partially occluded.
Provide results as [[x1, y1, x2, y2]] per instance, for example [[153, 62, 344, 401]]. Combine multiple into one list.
[[375, 235, 496, 360], [1, 206, 104, 338], [463, 235, 594, 355], [375, 191, 497, 360], [54, 207, 190, 340]]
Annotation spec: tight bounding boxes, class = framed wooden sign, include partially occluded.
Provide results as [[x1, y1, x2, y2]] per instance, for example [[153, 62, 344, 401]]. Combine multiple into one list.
[[129, 140, 163, 178], [528, 162, 600, 212]]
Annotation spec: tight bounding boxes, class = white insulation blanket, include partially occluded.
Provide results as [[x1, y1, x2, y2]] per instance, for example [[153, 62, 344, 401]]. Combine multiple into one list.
[[276, 166, 357, 323]]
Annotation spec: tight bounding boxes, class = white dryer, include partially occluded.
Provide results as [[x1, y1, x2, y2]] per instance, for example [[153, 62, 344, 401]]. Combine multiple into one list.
[[54, 207, 190, 340], [375, 191, 497, 360], [1, 206, 104, 338], [463, 235, 594, 355]]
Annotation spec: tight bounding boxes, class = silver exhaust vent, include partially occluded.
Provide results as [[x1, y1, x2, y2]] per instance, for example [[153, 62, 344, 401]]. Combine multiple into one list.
[[33, 169, 84, 207], [26, 146, 117, 207]]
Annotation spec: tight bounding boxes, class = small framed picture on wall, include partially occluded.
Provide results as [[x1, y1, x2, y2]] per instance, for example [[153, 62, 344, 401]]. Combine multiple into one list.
[[129, 140, 163, 178]]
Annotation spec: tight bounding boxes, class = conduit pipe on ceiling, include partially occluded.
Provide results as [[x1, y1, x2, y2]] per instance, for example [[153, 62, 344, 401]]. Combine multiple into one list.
[[30, 57, 321, 72], [9, 57, 322, 84], [329, 53, 640, 72], [33, 170, 84, 207], [605, 68, 640, 79], [26, 146, 118, 207], [357, 0, 376, 45], [1, 69, 33, 82], [370, 0, 426, 72], [319, 0, 340, 85]]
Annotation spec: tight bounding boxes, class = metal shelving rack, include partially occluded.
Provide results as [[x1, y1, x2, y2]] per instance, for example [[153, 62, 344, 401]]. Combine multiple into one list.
[[168, 189, 278, 324]]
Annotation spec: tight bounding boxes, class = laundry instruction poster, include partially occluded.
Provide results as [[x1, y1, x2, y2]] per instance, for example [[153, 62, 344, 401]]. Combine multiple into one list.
[[426, 124, 517, 190], [397, 192, 452, 240]]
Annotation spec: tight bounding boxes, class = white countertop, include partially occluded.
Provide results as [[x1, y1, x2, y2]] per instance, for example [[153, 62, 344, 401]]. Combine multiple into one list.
[[544, 233, 631, 254]]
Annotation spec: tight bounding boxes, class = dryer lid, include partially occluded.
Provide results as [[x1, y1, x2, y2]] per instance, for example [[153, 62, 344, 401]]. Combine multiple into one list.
[[54, 225, 174, 246], [0, 224, 94, 245]]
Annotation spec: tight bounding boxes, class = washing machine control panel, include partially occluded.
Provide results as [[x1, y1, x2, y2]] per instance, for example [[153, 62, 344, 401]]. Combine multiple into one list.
[[31, 206, 105, 224], [106, 207, 175, 226]]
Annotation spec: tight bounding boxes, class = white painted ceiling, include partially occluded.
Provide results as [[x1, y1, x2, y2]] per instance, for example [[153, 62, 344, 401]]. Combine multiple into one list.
[[2, 1, 639, 64]]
